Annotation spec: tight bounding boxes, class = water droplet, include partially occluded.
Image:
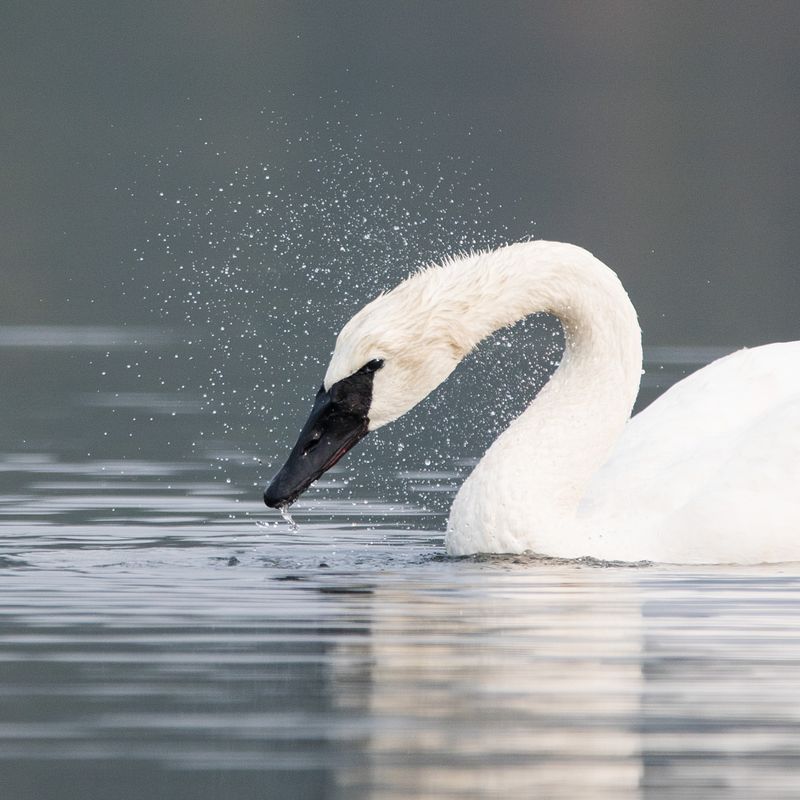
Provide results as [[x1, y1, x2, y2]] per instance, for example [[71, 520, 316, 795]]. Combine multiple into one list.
[[277, 503, 299, 531]]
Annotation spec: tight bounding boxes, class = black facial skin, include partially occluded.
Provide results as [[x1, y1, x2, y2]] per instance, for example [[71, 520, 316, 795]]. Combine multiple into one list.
[[263, 359, 384, 508]]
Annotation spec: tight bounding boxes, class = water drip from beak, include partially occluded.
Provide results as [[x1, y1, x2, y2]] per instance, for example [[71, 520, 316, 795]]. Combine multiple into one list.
[[277, 503, 299, 531]]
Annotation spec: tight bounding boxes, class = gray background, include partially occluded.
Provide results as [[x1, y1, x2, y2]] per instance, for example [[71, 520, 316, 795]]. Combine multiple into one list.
[[3, 0, 799, 346]]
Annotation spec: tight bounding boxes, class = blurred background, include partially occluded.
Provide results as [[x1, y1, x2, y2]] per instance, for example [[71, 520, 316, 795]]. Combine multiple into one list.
[[3, 0, 799, 343]]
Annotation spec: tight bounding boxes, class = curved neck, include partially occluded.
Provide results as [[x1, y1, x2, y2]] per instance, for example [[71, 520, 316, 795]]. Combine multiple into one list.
[[445, 241, 642, 556]]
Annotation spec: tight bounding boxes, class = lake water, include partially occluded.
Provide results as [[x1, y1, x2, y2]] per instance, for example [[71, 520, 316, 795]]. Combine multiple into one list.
[[2, 327, 800, 799]]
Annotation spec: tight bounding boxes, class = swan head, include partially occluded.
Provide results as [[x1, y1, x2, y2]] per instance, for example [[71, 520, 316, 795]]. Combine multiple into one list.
[[264, 279, 465, 508]]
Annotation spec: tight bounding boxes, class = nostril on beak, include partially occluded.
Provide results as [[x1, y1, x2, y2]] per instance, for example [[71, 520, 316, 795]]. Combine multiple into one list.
[[302, 437, 321, 456]]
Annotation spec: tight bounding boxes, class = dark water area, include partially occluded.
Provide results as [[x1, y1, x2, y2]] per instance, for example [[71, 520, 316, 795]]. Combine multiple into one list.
[[2, 327, 800, 799]]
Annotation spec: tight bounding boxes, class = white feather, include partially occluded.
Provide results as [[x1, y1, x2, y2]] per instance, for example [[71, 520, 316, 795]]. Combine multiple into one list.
[[326, 241, 800, 563]]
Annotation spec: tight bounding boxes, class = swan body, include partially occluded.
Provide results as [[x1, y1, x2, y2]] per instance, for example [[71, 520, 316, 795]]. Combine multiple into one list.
[[576, 342, 800, 563], [265, 241, 800, 564]]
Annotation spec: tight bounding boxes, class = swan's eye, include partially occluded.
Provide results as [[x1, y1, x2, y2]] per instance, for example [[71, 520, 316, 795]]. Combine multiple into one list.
[[358, 358, 384, 374]]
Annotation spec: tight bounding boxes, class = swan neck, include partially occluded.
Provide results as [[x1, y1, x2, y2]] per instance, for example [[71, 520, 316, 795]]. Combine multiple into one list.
[[446, 241, 642, 556]]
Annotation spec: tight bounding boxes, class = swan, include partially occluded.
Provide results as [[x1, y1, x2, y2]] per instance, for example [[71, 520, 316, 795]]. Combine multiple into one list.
[[264, 241, 800, 564]]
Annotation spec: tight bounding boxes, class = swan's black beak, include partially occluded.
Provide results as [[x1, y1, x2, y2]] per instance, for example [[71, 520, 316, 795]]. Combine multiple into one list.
[[263, 379, 372, 509]]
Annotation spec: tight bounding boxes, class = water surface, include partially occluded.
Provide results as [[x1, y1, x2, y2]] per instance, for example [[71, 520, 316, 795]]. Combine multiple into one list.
[[2, 327, 799, 799]]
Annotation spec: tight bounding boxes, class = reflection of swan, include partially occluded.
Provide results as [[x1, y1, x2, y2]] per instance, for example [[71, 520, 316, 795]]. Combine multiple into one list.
[[330, 568, 645, 800], [265, 241, 800, 563]]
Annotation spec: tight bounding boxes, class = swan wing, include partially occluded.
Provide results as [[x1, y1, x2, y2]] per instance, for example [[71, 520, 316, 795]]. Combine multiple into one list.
[[581, 342, 800, 562]]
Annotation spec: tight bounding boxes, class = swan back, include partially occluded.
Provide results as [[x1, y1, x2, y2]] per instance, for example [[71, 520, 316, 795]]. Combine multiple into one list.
[[581, 342, 800, 562]]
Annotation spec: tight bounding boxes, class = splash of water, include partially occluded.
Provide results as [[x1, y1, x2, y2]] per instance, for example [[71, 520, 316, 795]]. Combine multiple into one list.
[[136, 107, 549, 508], [277, 503, 299, 531]]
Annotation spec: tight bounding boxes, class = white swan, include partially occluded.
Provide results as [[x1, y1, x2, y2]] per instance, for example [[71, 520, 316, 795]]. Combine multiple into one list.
[[264, 241, 800, 564]]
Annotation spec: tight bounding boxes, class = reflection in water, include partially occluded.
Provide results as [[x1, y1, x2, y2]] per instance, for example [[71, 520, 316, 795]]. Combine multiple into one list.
[[328, 569, 800, 799], [332, 571, 644, 799]]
